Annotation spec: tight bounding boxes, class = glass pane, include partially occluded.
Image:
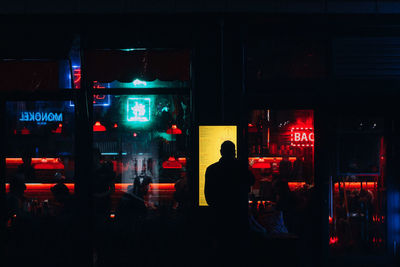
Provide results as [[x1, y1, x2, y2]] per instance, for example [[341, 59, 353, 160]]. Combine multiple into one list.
[[247, 109, 315, 237], [92, 94, 191, 265], [92, 96, 190, 220], [4, 100, 77, 265], [86, 49, 190, 88], [5, 100, 75, 207], [329, 115, 386, 255]]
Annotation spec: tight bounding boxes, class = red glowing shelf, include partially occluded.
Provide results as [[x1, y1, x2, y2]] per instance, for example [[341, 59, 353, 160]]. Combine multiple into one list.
[[5, 183, 175, 193], [6, 158, 64, 170]]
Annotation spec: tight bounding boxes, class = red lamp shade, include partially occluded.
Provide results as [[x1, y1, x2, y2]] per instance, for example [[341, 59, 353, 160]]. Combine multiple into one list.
[[93, 121, 106, 132], [166, 125, 182, 134], [162, 157, 182, 169], [52, 123, 62, 134], [21, 127, 30, 135]]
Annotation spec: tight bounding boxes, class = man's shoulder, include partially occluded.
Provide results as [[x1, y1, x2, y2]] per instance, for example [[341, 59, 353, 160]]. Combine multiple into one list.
[[206, 162, 221, 172]]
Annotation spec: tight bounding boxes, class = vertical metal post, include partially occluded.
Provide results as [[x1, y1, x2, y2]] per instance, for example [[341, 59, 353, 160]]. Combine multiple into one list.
[[0, 98, 6, 261], [74, 34, 94, 267], [220, 18, 225, 124]]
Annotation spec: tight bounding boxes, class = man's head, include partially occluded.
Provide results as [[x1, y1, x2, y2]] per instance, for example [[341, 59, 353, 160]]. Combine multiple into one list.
[[51, 182, 70, 202], [220, 141, 236, 159]]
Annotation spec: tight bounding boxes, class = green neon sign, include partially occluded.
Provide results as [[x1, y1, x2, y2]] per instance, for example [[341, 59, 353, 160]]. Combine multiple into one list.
[[127, 98, 151, 122]]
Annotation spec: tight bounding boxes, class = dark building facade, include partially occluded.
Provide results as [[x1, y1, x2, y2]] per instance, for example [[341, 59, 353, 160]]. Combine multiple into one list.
[[1, 4, 400, 267]]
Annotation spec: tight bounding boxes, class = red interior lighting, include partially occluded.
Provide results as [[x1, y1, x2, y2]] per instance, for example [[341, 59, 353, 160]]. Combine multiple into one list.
[[166, 125, 182, 134], [162, 157, 182, 169], [329, 236, 339, 245], [52, 123, 62, 134], [21, 127, 30, 135], [93, 121, 106, 132], [290, 127, 314, 147]]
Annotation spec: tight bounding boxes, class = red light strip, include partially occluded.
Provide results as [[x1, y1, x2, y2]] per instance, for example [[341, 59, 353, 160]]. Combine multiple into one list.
[[6, 158, 61, 164], [249, 157, 297, 162], [5, 183, 175, 193], [5, 183, 74, 192]]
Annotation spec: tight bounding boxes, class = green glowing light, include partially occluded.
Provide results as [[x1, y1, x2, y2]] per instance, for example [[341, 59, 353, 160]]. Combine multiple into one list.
[[109, 79, 188, 89], [133, 79, 147, 87], [120, 48, 147, 52], [127, 98, 151, 122]]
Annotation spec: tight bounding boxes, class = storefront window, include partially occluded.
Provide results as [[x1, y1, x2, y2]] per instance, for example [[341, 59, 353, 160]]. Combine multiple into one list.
[[92, 94, 190, 215], [5, 100, 75, 219], [87, 48, 191, 266], [329, 116, 386, 255], [247, 109, 314, 236]]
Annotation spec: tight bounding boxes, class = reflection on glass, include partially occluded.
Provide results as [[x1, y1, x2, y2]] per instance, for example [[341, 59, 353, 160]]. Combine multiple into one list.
[[5, 100, 75, 222], [330, 116, 386, 255], [247, 109, 315, 238], [92, 94, 190, 219]]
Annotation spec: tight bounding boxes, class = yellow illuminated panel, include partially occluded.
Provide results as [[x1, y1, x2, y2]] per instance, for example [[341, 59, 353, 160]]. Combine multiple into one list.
[[199, 125, 237, 206]]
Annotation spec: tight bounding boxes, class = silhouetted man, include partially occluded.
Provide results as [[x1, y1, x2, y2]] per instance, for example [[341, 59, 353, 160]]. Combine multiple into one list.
[[92, 148, 115, 224], [205, 141, 254, 266], [18, 153, 36, 182], [6, 175, 26, 222]]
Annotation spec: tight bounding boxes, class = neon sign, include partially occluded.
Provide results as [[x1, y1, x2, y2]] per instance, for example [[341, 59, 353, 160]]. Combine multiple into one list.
[[73, 68, 81, 89], [290, 127, 314, 147], [92, 81, 110, 106], [133, 79, 147, 87], [69, 67, 111, 107], [127, 98, 151, 122], [19, 112, 63, 124]]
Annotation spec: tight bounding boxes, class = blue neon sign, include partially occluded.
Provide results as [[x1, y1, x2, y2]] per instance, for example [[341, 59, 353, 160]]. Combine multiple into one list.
[[69, 94, 111, 107], [19, 112, 63, 124]]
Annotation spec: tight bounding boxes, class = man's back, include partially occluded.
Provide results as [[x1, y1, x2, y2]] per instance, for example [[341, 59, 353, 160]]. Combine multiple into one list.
[[203, 141, 254, 265], [205, 158, 254, 212]]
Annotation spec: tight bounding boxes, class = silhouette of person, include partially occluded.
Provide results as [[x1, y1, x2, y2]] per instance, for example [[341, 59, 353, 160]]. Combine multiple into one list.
[[115, 185, 147, 231], [205, 141, 255, 266], [133, 174, 152, 199], [6, 175, 27, 221], [92, 148, 115, 223], [18, 152, 36, 182], [291, 156, 304, 180], [279, 155, 292, 180], [50, 182, 73, 217]]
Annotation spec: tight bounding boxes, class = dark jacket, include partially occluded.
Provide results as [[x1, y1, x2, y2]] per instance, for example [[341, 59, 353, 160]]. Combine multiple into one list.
[[205, 158, 255, 213]]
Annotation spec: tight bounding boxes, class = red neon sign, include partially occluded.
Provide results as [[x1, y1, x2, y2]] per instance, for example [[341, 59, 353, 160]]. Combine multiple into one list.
[[290, 127, 314, 147], [73, 68, 81, 89], [72, 68, 108, 105]]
